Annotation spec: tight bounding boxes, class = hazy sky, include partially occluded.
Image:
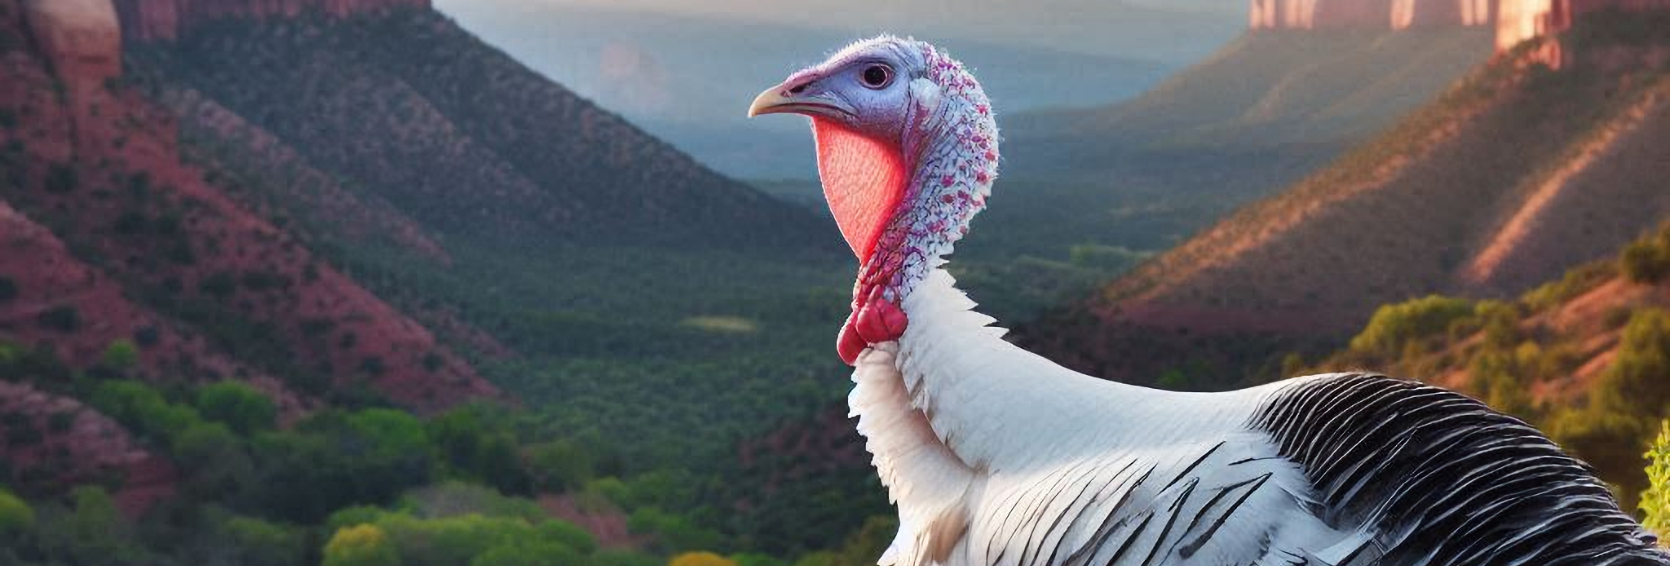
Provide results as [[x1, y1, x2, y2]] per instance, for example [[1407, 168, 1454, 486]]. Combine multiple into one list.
[[437, 0, 1246, 178], [449, 0, 1245, 60]]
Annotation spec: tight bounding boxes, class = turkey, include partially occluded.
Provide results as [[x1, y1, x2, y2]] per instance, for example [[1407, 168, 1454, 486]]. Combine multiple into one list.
[[747, 36, 1670, 566]]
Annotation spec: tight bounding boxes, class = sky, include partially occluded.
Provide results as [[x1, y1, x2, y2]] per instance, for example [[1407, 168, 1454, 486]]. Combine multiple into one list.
[[436, 0, 1247, 178]]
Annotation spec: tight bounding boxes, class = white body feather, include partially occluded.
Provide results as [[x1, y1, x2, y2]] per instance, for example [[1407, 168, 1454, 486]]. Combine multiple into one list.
[[850, 269, 1369, 566]]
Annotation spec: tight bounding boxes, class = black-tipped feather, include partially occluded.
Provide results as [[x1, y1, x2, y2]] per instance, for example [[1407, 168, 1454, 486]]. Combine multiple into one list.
[[1253, 373, 1669, 565]]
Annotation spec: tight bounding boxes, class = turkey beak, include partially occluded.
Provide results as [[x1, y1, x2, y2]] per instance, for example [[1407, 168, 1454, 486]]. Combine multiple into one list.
[[747, 78, 853, 119]]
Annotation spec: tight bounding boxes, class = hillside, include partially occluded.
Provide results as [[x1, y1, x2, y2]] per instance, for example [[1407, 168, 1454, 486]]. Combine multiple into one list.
[[943, 27, 1495, 324], [1, 0, 860, 561], [0, 0, 493, 412], [1019, 11, 1670, 389], [1008, 28, 1492, 155], [107, 7, 856, 474], [1314, 223, 1670, 501], [129, 10, 824, 250]]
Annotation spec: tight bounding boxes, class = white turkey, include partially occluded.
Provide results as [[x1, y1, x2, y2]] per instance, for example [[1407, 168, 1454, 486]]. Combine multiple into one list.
[[748, 36, 1670, 566]]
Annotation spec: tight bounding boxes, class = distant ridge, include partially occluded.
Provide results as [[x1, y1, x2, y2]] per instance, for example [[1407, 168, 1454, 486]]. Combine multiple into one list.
[[1248, 0, 1670, 56], [114, 0, 431, 41], [1018, 12, 1670, 389], [130, 8, 832, 251]]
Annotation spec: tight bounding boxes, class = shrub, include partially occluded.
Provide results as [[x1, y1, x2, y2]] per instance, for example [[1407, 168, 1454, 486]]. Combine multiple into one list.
[[1641, 420, 1670, 540], [0, 277, 16, 302], [89, 380, 210, 444], [1349, 295, 1475, 356], [0, 488, 34, 535], [195, 381, 276, 434], [1592, 309, 1670, 418], [326, 506, 393, 532], [670, 551, 739, 566], [594, 550, 665, 566], [101, 339, 140, 370], [251, 408, 435, 522], [1476, 300, 1522, 351], [1623, 240, 1670, 284], [323, 524, 399, 566], [133, 326, 161, 347], [44, 163, 76, 193], [631, 507, 722, 553], [527, 439, 594, 491], [469, 540, 581, 566], [221, 515, 307, 566], [426, 405, 530, 495], [199, 272, 238, 300], [35, 305, 80, 332]]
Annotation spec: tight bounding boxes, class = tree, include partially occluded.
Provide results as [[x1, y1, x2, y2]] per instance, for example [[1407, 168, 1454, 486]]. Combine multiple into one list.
[[1622, 240, 1670, 284], [35, 305, 80, 332], [426, 404, 530, 494], [1642, 420, 1670, 540], [527, 439, 594, 491], [469, 540, 582, 566], [101, 339, 140, 370], [1348, 295, 1475, 357], [670, 551, 740, 566], [594, 550, 665, 566], [323, 524, 399, 566], [0, 488, 34, 535], [220, 515, 307, 566], [195, 382, 276, 435], [1593, 309, 1670, 419]]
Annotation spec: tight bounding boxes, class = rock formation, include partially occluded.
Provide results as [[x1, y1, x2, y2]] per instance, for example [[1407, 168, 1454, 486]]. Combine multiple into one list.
[[113, 0, 431, 41], [21, 0, 121, 84], [1253, 0, 1670, 54]]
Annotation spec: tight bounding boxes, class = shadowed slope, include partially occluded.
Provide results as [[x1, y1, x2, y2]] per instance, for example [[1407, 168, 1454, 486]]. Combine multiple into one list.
[[1019, 13, 1670, 389]]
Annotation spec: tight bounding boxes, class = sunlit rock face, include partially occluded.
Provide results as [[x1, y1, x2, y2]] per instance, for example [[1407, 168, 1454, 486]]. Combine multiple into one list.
[[22, 0, 121, 84], [1252, 0, 1670, 54], [111, 0, 432, 41], [1250, 0, 1490, 29]]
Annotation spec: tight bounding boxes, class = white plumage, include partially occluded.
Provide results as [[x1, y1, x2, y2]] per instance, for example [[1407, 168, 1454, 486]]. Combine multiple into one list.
[[752, 35, 1669, 566], [854, 270, 1343, 566], [852, 269, 1666, 566]]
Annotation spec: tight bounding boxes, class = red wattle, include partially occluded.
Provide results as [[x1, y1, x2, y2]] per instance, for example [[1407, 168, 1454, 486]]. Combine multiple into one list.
[[812, 117, 909, 261], [835, 272, 909, 366]]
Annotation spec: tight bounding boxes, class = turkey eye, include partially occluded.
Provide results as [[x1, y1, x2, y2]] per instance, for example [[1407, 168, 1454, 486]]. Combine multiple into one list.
[[860, 64, 893, 89]]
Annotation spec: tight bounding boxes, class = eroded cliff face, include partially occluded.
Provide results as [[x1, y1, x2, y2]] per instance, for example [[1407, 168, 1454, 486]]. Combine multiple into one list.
[[1253, 0, 1670, 54], [21, 0, 120, 85], [113, 0, 430, 41], [1251, 0, 1485, 29]]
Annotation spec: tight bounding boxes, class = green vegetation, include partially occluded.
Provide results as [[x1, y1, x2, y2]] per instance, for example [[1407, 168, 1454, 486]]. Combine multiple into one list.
[[1641, 421, 1670, 539], [1622, 227, 1670, 284], [1324, 226, 1670, 500], [0, 359, 699, 566], [323, 524, 398, 566], [100, 340, 140, 371], [0, 488, 34, 535], [34, 305, 80, 332], [195, 381, 277, 435], [1348, 295, 1477, 358]]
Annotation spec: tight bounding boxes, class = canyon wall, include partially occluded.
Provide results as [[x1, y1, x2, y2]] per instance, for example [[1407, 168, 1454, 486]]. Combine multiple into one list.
[[1254, 0, 1670, 53], [113, 0, 431, 41], [1251, 0, 1484, 29], [21, 0, 121, 84]]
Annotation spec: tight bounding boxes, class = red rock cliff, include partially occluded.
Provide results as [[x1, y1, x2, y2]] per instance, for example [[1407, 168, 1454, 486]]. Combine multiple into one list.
[[1251, 0, 1483, 28], [1254, 0, 1670, 53], [21, 0, 120, 84], [113, 0, 431, 41]]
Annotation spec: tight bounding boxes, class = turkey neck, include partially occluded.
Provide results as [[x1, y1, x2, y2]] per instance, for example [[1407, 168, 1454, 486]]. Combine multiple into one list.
[[853, 66, 999, 314]]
